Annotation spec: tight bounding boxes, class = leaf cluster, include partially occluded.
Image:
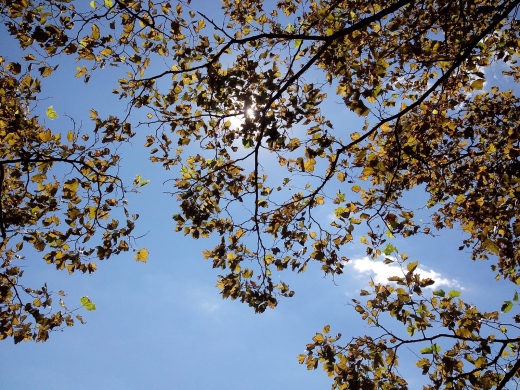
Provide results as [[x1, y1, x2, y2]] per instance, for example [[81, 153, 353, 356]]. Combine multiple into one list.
[[3, 0, 520, 387], [0, 57, 138, 342]]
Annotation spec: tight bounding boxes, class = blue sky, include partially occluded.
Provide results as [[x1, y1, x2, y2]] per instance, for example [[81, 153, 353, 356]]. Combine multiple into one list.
[[1, 2, 518, 389]]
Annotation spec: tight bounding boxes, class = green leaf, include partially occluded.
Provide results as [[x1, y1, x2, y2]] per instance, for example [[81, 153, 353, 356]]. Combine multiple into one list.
[[448, 290, 461, 298], [80, 296, 97, 311], [104, 0, 113, 7], [502, 300, 514, 313], [383, 243, 397, 255], [134, 174, 150, 187], [420, 344, 441, 354], [433, 289, 445, 297], [514, 292, 518, 302], [46, 106, 58, 120], [242, 139, 254, 148]]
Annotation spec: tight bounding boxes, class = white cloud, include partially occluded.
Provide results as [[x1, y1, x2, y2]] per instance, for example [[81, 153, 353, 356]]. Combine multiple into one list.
[[200, 301, 220, 313], [347, 257, 462, 289], [187, 285, 222, 314]]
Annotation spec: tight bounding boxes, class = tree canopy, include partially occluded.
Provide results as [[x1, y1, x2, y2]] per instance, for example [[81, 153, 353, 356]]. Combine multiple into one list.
[[2, 0, 520, 388]]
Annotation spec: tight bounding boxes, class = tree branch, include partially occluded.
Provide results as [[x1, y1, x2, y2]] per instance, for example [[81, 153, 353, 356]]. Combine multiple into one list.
[[0, 164, 6, 240], [496, 355, 520, 390]]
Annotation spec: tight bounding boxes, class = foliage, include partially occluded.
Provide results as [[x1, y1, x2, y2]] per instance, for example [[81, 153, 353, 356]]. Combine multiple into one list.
[[3, 0, 520, 387], [0, 55, 140, 342]]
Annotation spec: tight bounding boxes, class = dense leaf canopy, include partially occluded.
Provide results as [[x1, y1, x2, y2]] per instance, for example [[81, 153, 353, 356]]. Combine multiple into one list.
[[2, 0, 520, 388]]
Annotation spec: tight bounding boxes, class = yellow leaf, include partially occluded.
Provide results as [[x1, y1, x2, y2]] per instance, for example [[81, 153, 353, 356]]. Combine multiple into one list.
[[380, 122, 390, 132], [264, 254, 273, 265], [310, 231, 317, 239], [64, 180, 79, 192], [362, 167, 373, 176], [336, 84, 347, 96], [88, 206, 96, 219], [304, 158, 316, 173], [100, 47, 113, 57], [39, 129, 53, 142], [483, 240, 499, 255], [407, 261, 418, 272], [67, 130, 75, 142], [92, 24, 100, 40], [471, 79, 485, 90], [135, 248, 149, 262], [46, 106, 58, 120], [31, 173, 46, 183]]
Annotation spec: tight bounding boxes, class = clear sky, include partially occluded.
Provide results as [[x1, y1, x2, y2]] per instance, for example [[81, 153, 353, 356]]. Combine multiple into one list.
[[1, 2, 517, 389]]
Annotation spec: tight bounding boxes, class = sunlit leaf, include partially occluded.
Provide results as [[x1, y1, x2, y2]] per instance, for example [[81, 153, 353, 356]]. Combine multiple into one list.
[[471, 79, 485, 90], [46, 106, 58, 120], [407, 261, 418, 272], [502, 300, 514, 313], [383, 244, 397, 255], [135, 248, 149, 262], [448, 290, 461, 298], [80, 296, 97, 311]]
